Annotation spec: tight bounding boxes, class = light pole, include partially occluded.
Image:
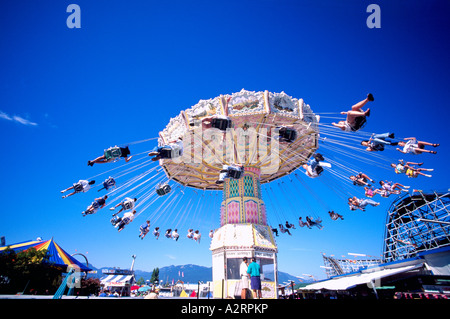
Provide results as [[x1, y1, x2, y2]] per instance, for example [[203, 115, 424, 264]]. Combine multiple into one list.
[[130, 255, 137, 271]]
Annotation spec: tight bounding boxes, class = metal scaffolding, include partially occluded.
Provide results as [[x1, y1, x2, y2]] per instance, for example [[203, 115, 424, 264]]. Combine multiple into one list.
[[382, 190, 450, 263]]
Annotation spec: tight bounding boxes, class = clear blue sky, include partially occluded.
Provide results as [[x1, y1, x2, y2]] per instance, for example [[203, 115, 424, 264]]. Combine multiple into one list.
[[1, 0, 449, 281]]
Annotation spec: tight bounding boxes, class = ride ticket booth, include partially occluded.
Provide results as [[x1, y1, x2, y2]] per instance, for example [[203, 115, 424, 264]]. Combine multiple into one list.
[[210, 224, 278, 299]]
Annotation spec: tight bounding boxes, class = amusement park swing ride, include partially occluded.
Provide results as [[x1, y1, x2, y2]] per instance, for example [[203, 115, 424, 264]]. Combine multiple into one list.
[[67, 89, 447, 298], [155, 89, 319, 298]]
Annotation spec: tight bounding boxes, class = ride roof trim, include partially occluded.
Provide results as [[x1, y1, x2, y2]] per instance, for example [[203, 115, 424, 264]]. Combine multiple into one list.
[[210, 223, 277, 252]]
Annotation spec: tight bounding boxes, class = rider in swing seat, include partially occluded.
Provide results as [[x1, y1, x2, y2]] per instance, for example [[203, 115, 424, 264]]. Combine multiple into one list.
[[215, 164, 244, 184], [88, 146, 132, 166], [148, 139, 183, 162], [98, 177, 116, 192]]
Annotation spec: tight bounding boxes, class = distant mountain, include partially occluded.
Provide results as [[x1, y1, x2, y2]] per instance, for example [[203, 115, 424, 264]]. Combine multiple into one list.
[[87, 264, 309, 285], [156, 264, 212, 284]]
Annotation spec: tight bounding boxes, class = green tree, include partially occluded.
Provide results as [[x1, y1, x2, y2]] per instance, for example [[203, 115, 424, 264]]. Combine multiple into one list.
[[150, 267, 159, 284], [136, 276, 146, 286], [0, 247, 62, 294]]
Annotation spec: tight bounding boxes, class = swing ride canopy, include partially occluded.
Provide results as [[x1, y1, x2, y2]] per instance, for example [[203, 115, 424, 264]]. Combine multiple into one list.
[[0, 238, 92, 272], [157, 89, 320, 190]]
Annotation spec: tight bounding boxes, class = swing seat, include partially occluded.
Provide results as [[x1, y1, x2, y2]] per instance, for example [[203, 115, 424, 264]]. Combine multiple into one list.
[[279, 127, 297, 142], [110, 215, 121, 226], [365, 189, 375, 198], [228, 167, 244, 179], [350, 116, 367, 132], [122, 201, 134, 210], [92, 201, 100, 210], [211, 117, 232, 131], [315, 166, 324, 176], [158, 147, 173, 159], [104, 146, 122, 160], [103, 177, 116, 190], [228, 169, 243, 179], [121, 217, 131, 225], [159, 144, 182, 159], [156, 184, 171, 196], [73, 183, 84, 193]]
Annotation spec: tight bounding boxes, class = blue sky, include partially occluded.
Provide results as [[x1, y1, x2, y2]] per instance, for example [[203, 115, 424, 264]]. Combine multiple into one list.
[[1, 0, 449, 281]]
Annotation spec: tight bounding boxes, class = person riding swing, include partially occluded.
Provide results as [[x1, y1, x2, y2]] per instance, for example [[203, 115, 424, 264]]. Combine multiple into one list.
[[61, 179, 95, 198], [148, 138, 183, 162], [88, 146, 132, 166], [216, 164, 244, 184], [98, 177, 116, 192], [332, 93, 374, 132]]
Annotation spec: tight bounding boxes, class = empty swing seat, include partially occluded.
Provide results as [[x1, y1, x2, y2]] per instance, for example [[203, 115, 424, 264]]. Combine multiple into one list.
[[211, 116, 232, 131], [279, 127, 297, 142], [156, 184, 171, 196]]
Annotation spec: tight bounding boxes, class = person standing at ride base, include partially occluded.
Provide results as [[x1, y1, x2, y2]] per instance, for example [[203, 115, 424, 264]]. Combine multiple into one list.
[[247, 257, 262, 299], [240, 257, 249, 299]]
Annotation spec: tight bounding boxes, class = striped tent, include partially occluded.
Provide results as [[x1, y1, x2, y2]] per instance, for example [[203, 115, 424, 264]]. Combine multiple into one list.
[[0, 238, 91, 272]]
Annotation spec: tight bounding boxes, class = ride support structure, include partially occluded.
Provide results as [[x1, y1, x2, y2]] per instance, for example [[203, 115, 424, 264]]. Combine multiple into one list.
[[155, 89, 320, 298], [210, 166, 279, 299]]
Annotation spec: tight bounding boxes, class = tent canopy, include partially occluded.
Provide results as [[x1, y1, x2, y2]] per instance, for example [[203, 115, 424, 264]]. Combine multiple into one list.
[[100, 274, 134, 287], [0, 238, 91, 272]]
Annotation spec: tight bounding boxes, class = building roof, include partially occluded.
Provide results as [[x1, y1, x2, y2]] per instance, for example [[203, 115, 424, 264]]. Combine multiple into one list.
[[300, 263, 423, 291], [210, 223, 277, 252]]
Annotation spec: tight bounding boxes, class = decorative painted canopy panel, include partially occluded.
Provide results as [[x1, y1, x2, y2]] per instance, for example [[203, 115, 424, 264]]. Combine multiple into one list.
[[158, 89, 319, 190]]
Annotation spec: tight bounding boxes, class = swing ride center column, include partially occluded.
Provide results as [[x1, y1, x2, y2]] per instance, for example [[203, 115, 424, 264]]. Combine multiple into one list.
[[210, 166, 279, 299], [220, 167, 266, 226]]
